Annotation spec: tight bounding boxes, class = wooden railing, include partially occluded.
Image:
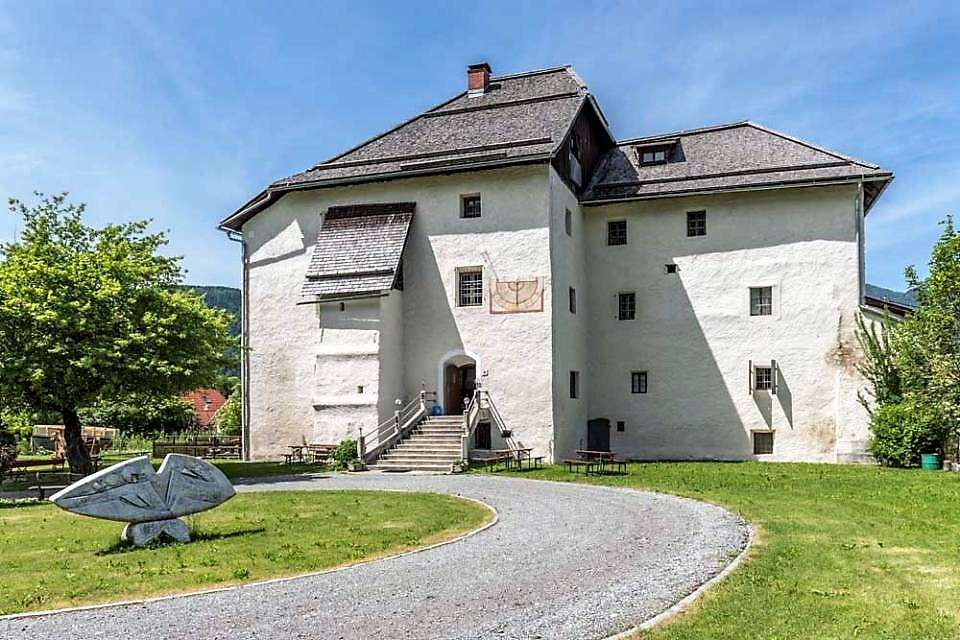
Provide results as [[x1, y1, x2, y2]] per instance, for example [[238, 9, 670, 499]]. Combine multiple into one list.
[[358, 388, 434, 464]]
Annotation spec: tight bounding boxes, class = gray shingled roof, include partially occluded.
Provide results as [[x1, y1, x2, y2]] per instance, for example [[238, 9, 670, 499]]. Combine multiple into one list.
[[583, 122, 892, 209], [301, 203, 414, 301], [276, 67, 586, 188], [221, 66, 588, 231]]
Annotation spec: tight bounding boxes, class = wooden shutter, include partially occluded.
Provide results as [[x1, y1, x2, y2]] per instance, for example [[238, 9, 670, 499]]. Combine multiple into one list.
[[748, 360, 754, 394], [771, 359, 778, 395]]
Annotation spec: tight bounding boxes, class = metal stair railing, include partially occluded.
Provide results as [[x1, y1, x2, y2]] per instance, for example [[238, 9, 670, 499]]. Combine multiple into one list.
[[358, 387, 435, 464]]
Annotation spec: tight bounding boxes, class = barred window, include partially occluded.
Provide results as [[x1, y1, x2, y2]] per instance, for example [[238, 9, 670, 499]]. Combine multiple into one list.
[[607, 220, 627, 246], [750, 286, 773, 316], [753, 431, 774, 455], [460, 194, 481, 219], [687, 211, 706, 237], [631, 371, 647, 394], [457, 268, 483, 307], [618, 292, 636, 320]]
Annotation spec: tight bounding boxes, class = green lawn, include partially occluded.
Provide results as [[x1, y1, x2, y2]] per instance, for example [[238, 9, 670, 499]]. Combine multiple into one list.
[[484, 462, 960, 639], [0, 489, 490, 615]]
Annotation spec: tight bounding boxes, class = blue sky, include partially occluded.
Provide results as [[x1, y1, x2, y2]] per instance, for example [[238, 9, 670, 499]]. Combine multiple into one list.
[[0, 1, 957, 289]]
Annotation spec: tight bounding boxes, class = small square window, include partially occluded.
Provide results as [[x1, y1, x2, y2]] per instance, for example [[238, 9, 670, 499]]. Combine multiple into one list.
[[460, 194, 481, 219], [569, 287, 577, 314], [569, 370, 580, 399], [687, 211, 706, 237], [616, 420, 625, 432], [457, 268, 483, 307], [618, 292, 636, 320], [607, 220, 627, 246], [750, 286, 773, 316], [565, 208, 573, 236], [755, 366, 773, 391], [753, 431, 774, 455], [631, 371, 647, 394], [357, 385, 364, 394], [665, 263, 678, 274]]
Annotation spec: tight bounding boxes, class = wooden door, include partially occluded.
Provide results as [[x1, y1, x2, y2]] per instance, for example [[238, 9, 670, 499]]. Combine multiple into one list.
[[474, 421, 492, 450], [444, 364, 462, 415], [587, 418, 611, 452]]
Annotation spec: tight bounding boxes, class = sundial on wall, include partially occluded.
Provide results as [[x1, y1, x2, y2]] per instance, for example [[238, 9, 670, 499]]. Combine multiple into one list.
[[490, 277, 544, 314]]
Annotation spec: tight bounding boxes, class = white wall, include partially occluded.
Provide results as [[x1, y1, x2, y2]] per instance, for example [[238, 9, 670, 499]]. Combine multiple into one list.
[[242, 165, 556, 459], [548, 168, 589, 460], [582, 185, 867, 462]]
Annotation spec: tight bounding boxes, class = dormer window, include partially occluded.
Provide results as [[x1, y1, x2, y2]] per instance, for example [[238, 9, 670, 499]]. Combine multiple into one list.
[[635, 139, 677, 166]]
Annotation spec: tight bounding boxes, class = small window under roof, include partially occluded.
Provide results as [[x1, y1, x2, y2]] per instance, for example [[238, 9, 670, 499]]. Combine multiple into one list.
[[635, 139, 678, 166]]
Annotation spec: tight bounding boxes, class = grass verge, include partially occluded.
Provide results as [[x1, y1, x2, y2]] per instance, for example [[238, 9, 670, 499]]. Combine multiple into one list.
[[481, 462, 960, 639], [0, 489, 490, 615]]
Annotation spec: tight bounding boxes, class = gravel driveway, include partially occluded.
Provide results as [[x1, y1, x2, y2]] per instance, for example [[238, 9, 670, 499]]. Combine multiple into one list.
[[1, 473, 749, 640]]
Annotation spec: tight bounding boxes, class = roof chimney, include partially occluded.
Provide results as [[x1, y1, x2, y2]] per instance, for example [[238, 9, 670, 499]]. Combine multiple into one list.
[[467, 62, 491, 97]]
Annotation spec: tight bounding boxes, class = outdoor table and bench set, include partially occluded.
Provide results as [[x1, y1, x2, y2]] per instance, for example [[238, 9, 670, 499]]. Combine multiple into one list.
[[562, 450, 628, 475]]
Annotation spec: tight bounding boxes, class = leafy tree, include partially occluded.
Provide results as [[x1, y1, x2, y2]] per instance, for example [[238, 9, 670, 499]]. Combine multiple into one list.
[[0, 193, 234, 473], [895, 216, 960, 435], [214, 383, 241, 435], [855, 311, 902, 416], [80, 394, 198, 437]]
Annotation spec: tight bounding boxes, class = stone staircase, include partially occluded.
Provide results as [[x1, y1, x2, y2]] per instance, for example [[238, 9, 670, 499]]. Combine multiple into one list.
[[369, 415, 463, 472]]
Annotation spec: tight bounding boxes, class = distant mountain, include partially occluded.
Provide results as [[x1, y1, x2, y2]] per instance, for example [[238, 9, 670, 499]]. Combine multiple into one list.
[[181, 286, 241, 336]]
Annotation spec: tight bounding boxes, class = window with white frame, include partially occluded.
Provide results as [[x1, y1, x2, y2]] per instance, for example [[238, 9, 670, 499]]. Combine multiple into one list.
[[457, 268, 483, 307], [750, 286, 773, 316], [618, 292, 636, 320], [460, 194, 481, 219], [754, 365, 773, 391]]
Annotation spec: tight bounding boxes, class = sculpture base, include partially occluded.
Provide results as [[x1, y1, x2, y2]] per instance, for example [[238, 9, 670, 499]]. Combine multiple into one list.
[[121, 518, 191, 547]]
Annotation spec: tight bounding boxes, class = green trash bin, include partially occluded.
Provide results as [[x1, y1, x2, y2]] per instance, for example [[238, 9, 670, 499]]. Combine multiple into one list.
[[920, 453, 941, 470]]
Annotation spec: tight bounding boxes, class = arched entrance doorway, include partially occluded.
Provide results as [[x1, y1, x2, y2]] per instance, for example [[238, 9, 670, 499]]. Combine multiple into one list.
[[440, 352, 477, 415]]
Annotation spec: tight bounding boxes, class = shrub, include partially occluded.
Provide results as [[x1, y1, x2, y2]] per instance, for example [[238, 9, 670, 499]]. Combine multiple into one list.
[[868, 401, 950, 467], [214, 384, 241, 435], [0, 428, 17, 474], [332, 439, 358, 470]]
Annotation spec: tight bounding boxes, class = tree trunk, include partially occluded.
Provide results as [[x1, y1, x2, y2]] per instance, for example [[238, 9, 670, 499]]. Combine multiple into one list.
[[61, 406, 93, 475]]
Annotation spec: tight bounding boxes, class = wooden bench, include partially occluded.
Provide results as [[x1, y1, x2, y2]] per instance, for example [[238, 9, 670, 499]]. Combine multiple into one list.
[[29, 472, 85, 500], [306, 444, 336, 464], [471, 451, 514, 471], [601, 458, 628, 474], [1, 457, 65, 483], [563, 458, 599, 474]]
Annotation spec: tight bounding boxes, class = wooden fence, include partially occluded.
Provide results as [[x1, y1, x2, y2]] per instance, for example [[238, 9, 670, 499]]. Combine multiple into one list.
[[152, 435, 241, 459]]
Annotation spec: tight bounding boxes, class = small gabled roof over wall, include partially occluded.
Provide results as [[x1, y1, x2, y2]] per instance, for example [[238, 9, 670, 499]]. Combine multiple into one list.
[[301, 202, 415, 302], [583, 121, 893, 211]]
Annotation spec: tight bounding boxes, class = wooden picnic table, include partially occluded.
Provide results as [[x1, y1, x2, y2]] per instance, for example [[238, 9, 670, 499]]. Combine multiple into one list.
[[571, 450, 626, 474], [284, 445, 305, 464]]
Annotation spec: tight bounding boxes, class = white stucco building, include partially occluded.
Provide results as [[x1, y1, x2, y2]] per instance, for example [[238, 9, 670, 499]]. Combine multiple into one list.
[[220, 63, 895, 468]]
